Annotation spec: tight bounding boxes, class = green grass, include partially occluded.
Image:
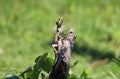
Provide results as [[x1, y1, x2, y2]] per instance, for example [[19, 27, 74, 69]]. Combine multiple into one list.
[[0, 0, 120, 79]]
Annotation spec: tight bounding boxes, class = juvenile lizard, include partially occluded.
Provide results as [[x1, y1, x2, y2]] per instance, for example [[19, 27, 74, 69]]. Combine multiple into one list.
[[49, 17, 76, 79]]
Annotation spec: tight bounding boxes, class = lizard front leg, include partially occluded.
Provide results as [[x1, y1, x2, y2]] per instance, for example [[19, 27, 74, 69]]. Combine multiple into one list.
[[52, 44, 58, 54], [52, 44, 58, 62]]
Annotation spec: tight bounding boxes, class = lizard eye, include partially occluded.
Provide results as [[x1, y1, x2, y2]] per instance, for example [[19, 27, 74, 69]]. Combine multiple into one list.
[[70, 31, 73, 33]]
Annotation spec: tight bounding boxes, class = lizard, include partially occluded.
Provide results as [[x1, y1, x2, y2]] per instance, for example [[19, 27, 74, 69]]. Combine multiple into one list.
[[49, 29, 76, 79], [49, 17, 76, 79]]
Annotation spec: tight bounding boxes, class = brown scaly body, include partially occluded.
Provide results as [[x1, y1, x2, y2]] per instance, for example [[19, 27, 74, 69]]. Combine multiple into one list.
[[49, 18, 76, 79]]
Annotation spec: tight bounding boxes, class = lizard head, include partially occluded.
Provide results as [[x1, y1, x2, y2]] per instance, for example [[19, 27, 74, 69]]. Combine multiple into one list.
[[67, 29, 76, 46]]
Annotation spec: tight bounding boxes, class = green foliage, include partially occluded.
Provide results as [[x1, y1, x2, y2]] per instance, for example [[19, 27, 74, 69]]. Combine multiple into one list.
[[41, 73, 46, 79], [80, 69, 91, 79], [19, 66, 32, 79], [5, 53, 53, 79], [113, 57, 120, 67], [5, 75, 18, 79], [68, 69, 92, 79], [71, 60, 79, 68], [4, 54, 120, 79], [24, 53, 53, 79], [4, 53, 92, 79], [29, 53, 47, 79], [0, 0, 120, 78], [68, 74, 79, 79]]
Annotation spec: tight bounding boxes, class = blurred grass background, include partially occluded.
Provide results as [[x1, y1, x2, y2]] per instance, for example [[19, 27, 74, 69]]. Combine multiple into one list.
[[0, 0, 120, 78]]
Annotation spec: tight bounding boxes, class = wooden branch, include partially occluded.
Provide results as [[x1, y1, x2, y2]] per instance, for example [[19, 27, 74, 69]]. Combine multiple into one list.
[[48, 18, 76, 79]]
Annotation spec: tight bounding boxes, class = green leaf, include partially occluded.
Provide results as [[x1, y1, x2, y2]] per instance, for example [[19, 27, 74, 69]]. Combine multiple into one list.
[[41, 73, 46, 79], [30, 53, 48, 79], [80, 69, 92, 79], [41, 58, 54, 73], [5, 75, 18, 79], [35, 53, 48, 63], [71, 60, 79, 68], [113, 57, 120, 66], [68, 74, 79, 79], [19, 66, 32, 79]]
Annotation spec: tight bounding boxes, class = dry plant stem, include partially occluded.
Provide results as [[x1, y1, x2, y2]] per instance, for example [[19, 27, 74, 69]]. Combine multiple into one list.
[[49, 18, 76, 79]]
